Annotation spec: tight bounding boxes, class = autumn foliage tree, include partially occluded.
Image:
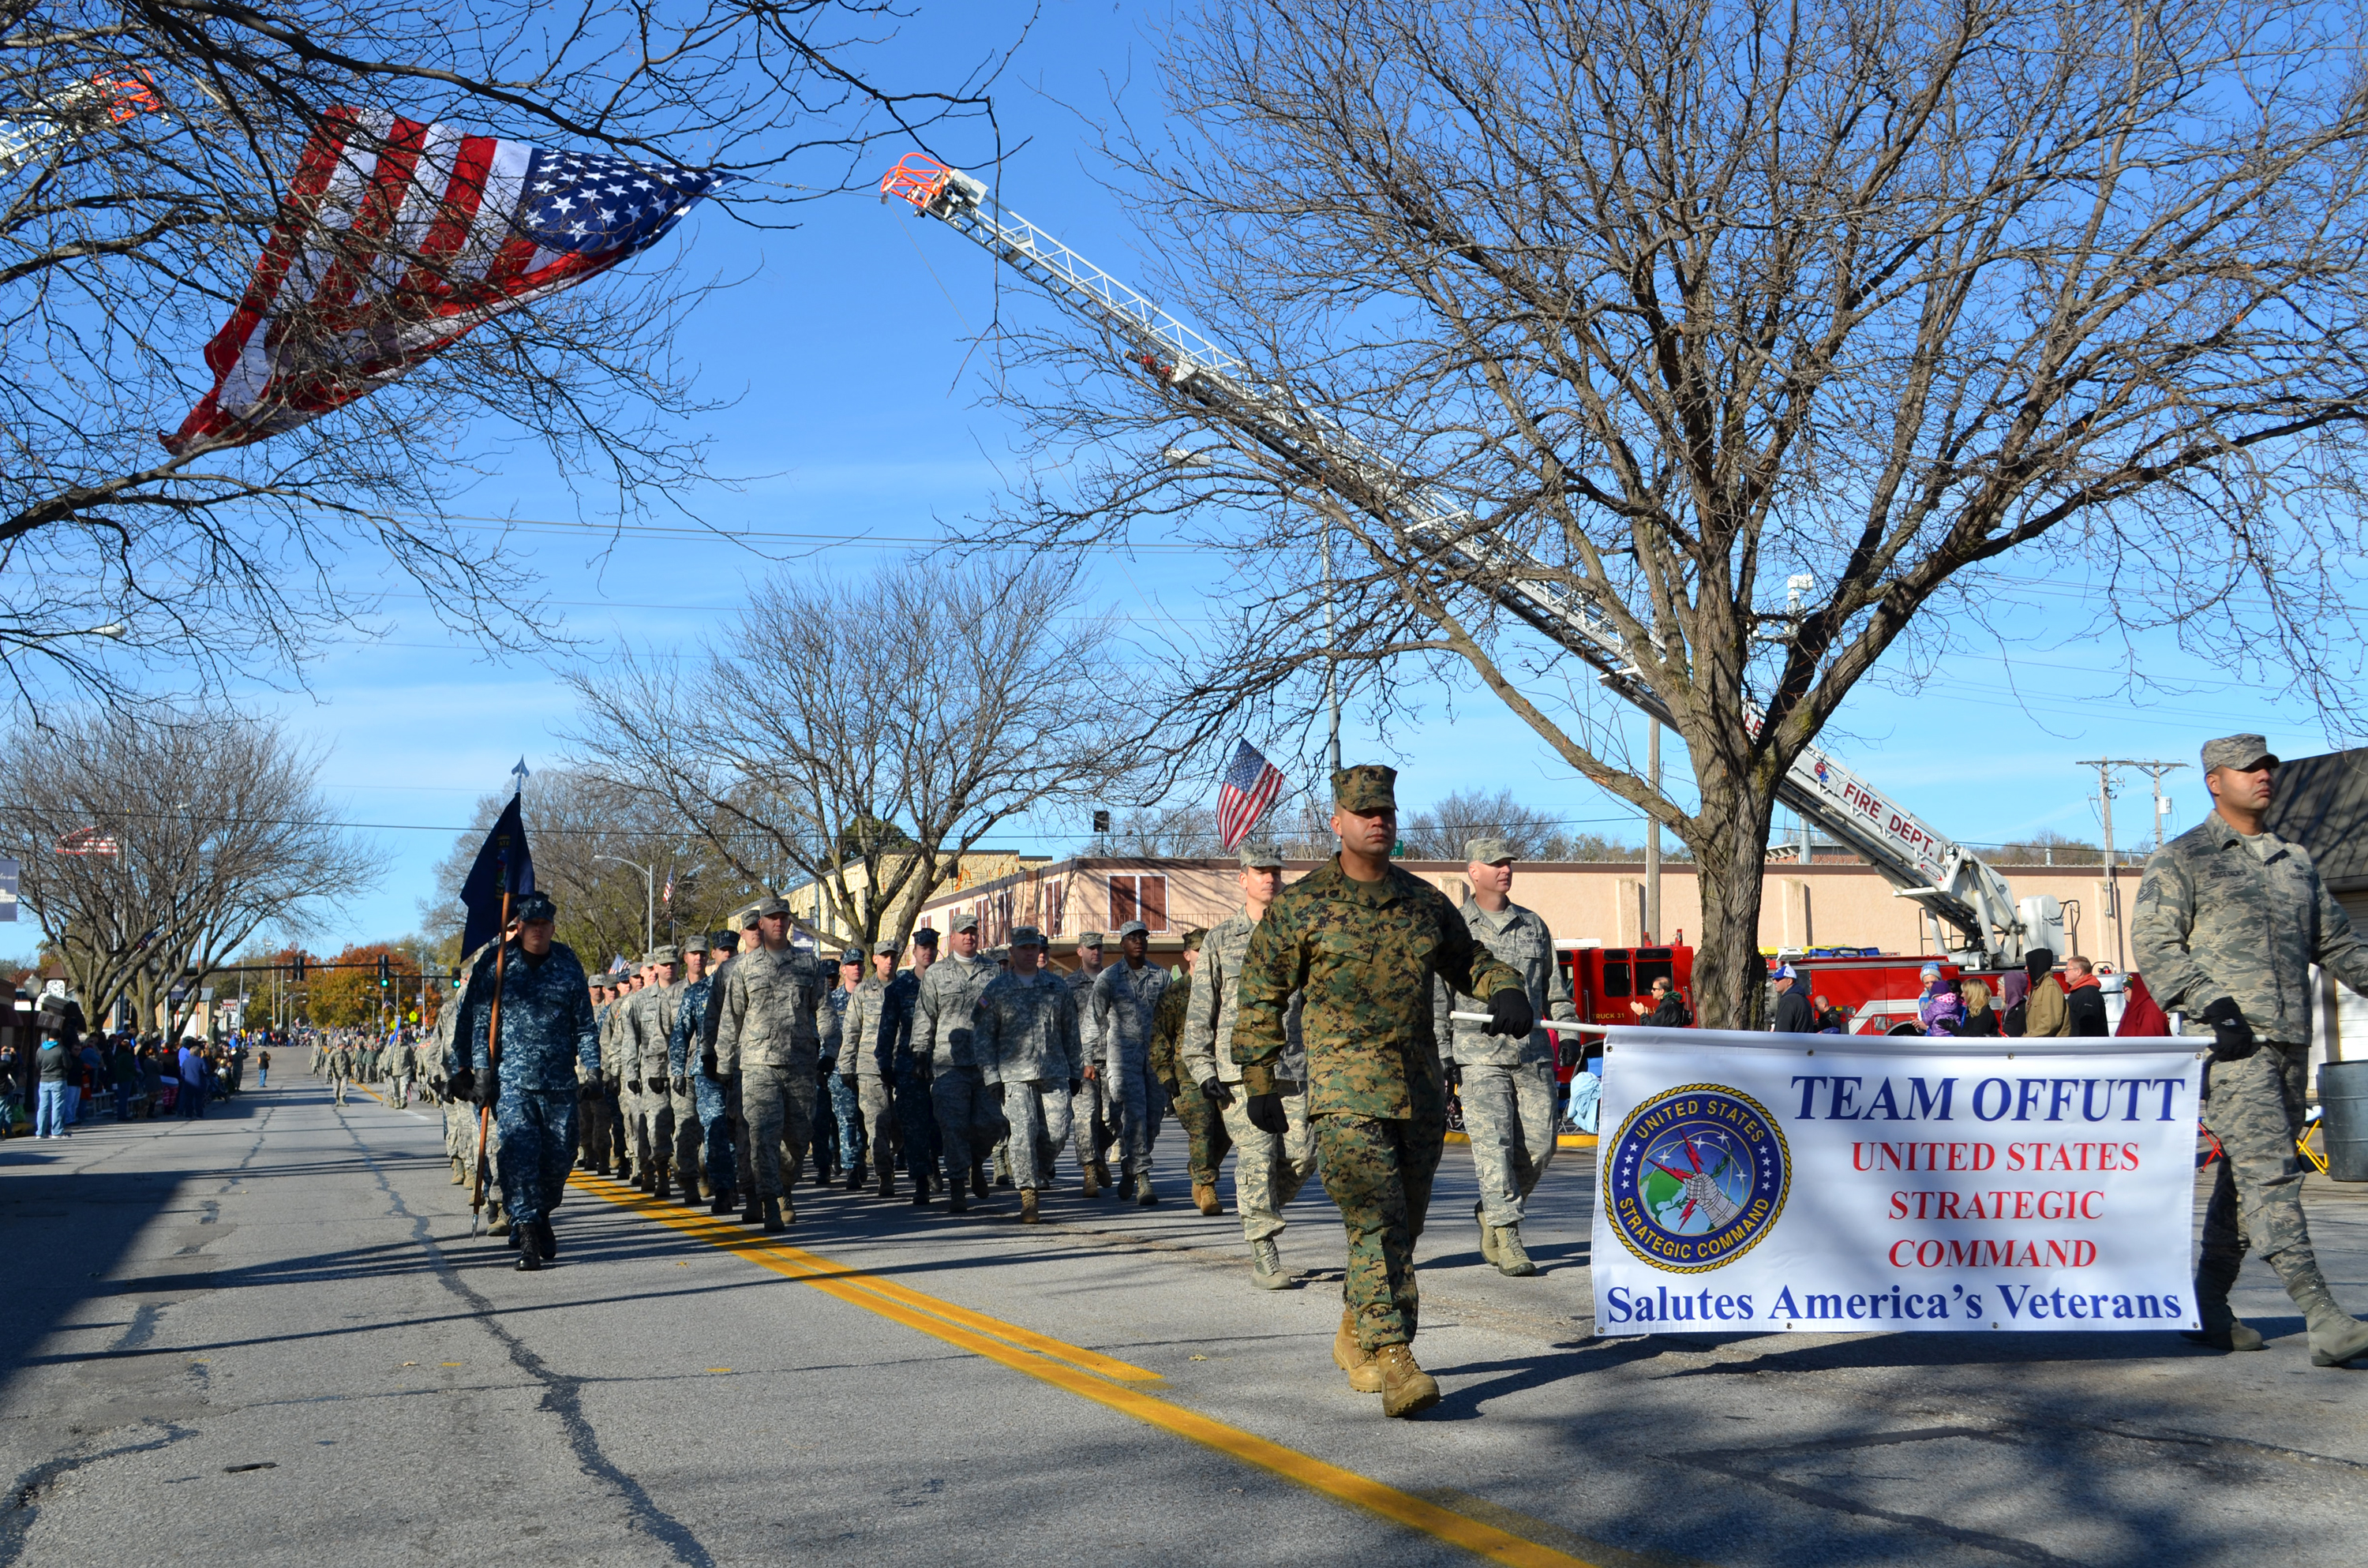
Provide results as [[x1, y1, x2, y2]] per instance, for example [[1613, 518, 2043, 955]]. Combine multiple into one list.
[[304, 942, 422, 1030]]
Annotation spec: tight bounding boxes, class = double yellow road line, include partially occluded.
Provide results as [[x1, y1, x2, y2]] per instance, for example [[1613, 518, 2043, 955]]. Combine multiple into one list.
[[568, 1172, 1600, 1568]]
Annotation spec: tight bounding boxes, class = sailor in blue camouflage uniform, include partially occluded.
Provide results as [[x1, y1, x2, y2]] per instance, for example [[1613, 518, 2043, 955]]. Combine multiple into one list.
[[669, 934, 729, 1212], [449, 892, 601, 1271]]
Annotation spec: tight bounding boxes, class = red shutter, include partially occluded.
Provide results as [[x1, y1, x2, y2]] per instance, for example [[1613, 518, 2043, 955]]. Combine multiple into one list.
[[1109, 875, 1138, 929], [1141, 875, 1168, 932]]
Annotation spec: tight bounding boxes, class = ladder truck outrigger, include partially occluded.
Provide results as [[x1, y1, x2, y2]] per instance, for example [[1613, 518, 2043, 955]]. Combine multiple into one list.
[[880, 155, 2071, 1033]]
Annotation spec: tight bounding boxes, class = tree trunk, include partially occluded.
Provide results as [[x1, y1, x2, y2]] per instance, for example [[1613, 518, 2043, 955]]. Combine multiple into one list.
[[1684, 756, 1778, 1031]]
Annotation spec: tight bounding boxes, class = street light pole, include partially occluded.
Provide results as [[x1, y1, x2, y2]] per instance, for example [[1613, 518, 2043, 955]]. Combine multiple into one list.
[[594, 855, 656, 952]]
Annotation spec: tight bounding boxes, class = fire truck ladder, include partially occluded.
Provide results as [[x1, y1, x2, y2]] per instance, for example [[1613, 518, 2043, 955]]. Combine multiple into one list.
[[881, 155, 2034, 967], [0, 73, 159, 179]]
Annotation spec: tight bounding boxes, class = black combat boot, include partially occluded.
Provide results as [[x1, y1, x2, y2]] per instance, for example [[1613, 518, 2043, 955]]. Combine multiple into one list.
[[911, 1169, 932, 1208], [534, 1217, 558, 1258], [845, 1160, 866, 1192], [652, 1164, 673, 1201], [515, 1222, 546, 1271]]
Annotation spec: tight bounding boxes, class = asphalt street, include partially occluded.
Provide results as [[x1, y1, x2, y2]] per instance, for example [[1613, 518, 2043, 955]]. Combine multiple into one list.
[[3, 1074, 2365, 1568]]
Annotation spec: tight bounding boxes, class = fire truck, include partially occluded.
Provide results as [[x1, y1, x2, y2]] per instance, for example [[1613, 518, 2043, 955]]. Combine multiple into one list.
[[879, 155, 2085, 1039]]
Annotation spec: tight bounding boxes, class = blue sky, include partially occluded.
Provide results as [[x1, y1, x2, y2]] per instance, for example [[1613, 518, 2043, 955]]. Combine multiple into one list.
[[182, 1, 2352, 949]]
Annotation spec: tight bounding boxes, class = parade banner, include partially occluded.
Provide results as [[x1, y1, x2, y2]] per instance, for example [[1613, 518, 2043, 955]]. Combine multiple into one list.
[[1591, 1028, 2204, 1334]]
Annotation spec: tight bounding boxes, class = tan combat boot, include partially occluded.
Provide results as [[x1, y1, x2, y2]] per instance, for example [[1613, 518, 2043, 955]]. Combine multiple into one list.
[[1193, 1181, 1220, 1216], [450, 1158, 466, 1185], [1376, 1345, 1441, 1418], [1332, 1307, 1383, 1394], [1021, 1188, 1040, 1225], [1476, 1201, 1497, 1264], [1493, 1223, 1538, 1278], [1080, 1163, 1100, 1199]]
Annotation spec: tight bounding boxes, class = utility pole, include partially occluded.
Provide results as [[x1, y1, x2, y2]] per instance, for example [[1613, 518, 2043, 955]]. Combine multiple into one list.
[[2130, 760, 2190, 851], [2077, 758, 2187, 974], [1644, 718, 1662, 940]]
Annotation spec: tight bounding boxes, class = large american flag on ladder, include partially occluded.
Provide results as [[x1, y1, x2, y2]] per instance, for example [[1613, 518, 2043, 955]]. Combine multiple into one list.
[[1215, 739, 1285, 851], [167, 106, 724, 451]]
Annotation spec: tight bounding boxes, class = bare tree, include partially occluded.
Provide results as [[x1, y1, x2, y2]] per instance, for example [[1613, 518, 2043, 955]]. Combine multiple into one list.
[[0, 0, 1012, 709], [569, 552, 1144, 949], [0, 709, 378, 1033], [991, 0, 2368, 1024], [422, 765, 753, 969]]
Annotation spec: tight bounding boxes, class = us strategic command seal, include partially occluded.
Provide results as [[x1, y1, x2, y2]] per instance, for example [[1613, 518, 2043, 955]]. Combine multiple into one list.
[[1606, 1083, 1789, 1273]]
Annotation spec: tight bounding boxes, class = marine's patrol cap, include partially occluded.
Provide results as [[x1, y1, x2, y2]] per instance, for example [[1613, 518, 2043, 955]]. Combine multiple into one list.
[[1180, 926, 1207, 952], [1116, 919, 1149, 940], [1238, 840, 1284, 870], [1010, 925, 1046, 948], [2201, 733, 2279, 773], [752, 894, 792, 919], [838, 946, 864, 966], [1076, 930, 1103, 949], [514, 890, 558, 923], [1332, 764, 1399, 811], [649, 945, 681, 966], [1466, 837, 1514, 866], [948, 911, 980, 934], [911, 926, 939, 948]]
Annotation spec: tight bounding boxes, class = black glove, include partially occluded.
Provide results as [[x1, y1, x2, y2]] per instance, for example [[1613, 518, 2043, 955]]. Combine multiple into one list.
[[1246, 1092, 1287, 1136], [447, 1068, 476, 1102], [472, 1074, 497, 1109], [2201, 997, 2258, 1062], [671, 1074, 688, 1096], [701, 1052, 720, 1080], [1484, 987, 1537, 1038], [1067, 1079, 1082, 1097], [1443, 1060, 1462, 1090], [1201, 1078, 1236, 1110], [1558, 1038, 1583, 1071]]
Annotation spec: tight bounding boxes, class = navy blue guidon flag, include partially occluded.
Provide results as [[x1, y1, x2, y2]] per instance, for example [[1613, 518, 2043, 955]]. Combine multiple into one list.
[[1215, 739, 1285, 851], [458, 792, 536, 957], [167, 107, 725, 451]]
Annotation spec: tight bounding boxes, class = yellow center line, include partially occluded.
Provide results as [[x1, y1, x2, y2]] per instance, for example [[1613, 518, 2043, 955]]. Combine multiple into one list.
[[564, 1172, 1598, 1568]]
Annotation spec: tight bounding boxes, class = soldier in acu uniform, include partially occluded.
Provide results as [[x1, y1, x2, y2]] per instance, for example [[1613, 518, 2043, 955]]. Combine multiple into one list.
[[1092, 919, 1171, 1205], [974, 925, 1084, 1225], [842, 941, 913, 1199], [1066, 933, 1114, 1196], [1433, 837, 1580, 1278], [1235, 765, 1531, 1417], [1184, 841, 1315, 1290], [1148, 929, 1231, 1215], [916, 913, 1006, 1214], [448, 892, 601, 1271], [713, 896, 827, 1231], [2133, 734, 2368, 1368]]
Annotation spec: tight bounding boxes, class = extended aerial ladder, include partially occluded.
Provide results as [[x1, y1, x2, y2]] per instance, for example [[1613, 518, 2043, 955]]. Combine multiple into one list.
[[881, 155, 2054, 967], [0, 72, 159, 179]]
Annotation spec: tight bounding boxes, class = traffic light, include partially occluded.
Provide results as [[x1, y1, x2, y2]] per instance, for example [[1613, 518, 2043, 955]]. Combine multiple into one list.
[[376, 953, 390, 987], [291, 952, 307, 981]]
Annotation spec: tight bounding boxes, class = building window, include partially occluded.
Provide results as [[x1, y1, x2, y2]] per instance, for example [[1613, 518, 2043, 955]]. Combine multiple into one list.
[[1108, 874, 1169, 933]]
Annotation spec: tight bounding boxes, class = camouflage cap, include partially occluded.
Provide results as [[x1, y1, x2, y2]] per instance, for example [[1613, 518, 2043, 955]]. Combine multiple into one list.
[[514, 889, 558, 923], [752, 894, 792, 918], [838, 946, 864, 965], [2201, 733, 2279, 773], [1010, 924, 1047, 948], [1180, 926, 1207, 951], [1238, 840, 1284, 870], [734, 904, 762, 931], [706, 930, 737, 952], [873, 938, 900, 956], [1076, 930, 1103, 948], [948, 911, 980, 934], [649, 945, 681, 966], [1332, 764, 1398, 811], [1465, 836, 1514, 865], [1115, 919, 1149, 939]]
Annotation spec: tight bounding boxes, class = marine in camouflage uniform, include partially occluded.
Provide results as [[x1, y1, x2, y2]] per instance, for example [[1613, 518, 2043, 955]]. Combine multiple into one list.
[[916, 915, 1006, 1212], [973, 925, 1082, 1225], [2132, 733, 2368, 1367], [842, 945, 913, 1198], [452, 893, 601, 1270], [1091, 920, 1171, 1204], [714, 896, 827, 1230], [1148, 928, 1231, 1214], [1182, 840, 1315, 1289], [1432, 837, 1581, 1278], [1235, 765, 1529, 1417], [626, 949, 686, 1197], [1066, 934, 1114, 1195]]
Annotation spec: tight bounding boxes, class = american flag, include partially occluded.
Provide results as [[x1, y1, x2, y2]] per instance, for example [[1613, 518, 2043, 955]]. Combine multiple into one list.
[[167, 106, 725, 451], [1215, 739, 1285, 851]]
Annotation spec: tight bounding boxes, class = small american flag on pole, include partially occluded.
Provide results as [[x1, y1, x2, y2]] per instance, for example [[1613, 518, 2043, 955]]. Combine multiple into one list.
[[167, 106, 724, 451], [1215, 740, 1285, 851]]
